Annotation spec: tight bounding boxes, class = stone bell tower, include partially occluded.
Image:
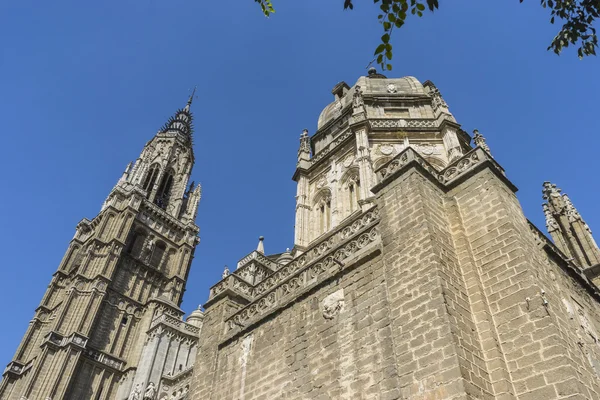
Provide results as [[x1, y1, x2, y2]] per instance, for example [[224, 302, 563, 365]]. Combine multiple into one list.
[[0, 94, 202, 400]]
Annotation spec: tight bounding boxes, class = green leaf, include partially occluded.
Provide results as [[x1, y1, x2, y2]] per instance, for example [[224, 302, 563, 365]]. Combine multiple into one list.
[[417, 3, 425, 10], [382, 33, 390, 43], [386, 63, 393, 71], [375, 44, 386, 54]]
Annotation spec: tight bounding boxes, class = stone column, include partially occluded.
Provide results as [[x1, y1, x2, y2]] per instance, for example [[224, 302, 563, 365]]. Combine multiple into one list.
[[354, 128, 376, 208]]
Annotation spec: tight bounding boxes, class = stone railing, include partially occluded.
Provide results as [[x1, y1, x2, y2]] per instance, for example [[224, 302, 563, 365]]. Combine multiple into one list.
[[222, 209, 381, 340], [370, 118, 437, 129], [253, 207, 379, 298], [150, 314, 200, 336], [310, 130, 354, 165], [375, 146, 501, 191], [84, 348, 125, 371], [208, 273, 254, 302]]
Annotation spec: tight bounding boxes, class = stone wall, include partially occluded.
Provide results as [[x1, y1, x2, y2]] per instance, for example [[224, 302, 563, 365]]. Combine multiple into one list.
[[190, 148, 600, 400]]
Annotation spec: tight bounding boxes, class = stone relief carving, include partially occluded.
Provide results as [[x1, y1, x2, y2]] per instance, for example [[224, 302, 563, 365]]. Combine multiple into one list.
[[342, 155, 355, 168], [316, 175, 327, 189], [378, 144, 394, 156], [129, 384, 142, 400], [322, 289, 345, 319], [352, 85, 364, 108], [143, 382, 156, 400], [386, 83, 397, 93]]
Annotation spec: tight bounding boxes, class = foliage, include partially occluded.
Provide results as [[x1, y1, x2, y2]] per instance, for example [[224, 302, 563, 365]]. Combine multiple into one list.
[[255, 0, 599, 70]]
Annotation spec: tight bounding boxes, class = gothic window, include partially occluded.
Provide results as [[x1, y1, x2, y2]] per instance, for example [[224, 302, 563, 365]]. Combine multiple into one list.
[[155, 169, 175, 209], [142, 164, 160, 195], [127, 231, 147, 258], [162, 249, 176, 273], [313, 190, 332, 239], [150, 241, 167, 268], [341, 169, 360, 217]]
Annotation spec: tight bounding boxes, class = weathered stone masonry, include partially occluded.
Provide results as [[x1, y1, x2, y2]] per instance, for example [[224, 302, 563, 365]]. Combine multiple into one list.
[[191, 70, 600, 400]]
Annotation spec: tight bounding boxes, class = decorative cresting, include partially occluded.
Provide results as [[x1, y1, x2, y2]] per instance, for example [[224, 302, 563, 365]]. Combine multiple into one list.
[[373, 146, 509, 193], [220, 208, 380, 341], [542, 182, 600, 268]]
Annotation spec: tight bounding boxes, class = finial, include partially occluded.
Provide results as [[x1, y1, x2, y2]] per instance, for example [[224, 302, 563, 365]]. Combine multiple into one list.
[[368, 66, 377, 75], [542, 181, 562, 200], [472, 129, 491, 156], [187, 86, 197, 107], [222, 265, 230, 279], [257, 236, 265, 254]]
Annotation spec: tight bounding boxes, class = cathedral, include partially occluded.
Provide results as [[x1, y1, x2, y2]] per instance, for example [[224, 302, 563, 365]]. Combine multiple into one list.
[[3, 69, 600, 400]]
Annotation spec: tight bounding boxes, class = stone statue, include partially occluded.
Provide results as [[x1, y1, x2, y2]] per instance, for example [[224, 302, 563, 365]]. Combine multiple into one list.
[[222, 265, 230, 279], [143, 382, 156, 400], [128, 384, 141, 400], [352, 85, 364, 108], [141, 236, 155, 262]]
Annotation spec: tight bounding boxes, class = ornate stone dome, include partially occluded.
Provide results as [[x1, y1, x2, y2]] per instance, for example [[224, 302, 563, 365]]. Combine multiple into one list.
[[317, 73, 425, 130]]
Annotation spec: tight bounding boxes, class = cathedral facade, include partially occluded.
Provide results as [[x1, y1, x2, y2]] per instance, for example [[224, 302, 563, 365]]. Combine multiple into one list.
[[3, 70, 600, 400]]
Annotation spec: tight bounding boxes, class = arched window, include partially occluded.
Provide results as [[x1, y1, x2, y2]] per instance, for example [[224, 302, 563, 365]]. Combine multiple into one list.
[[313, 190, 332, 239], [150, 241, 167, 268], [341, 169, 360, 217], [155, 169, 175, 209], [127, 230, 147, 258], [142, 164, 160, 195], [348, 181, 359, 213]]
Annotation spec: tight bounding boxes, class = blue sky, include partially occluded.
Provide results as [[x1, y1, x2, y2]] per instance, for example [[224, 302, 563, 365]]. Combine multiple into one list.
[[0, 0, 598, 366]]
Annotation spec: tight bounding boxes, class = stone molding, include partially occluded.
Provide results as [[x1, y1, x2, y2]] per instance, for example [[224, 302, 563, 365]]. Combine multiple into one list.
[[221, 213, 380, 343], [149, 313, 200, 338], [372, 146, 514, 194]]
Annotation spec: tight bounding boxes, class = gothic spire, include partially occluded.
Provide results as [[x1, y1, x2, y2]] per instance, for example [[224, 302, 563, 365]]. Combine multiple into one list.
[[541, 181, 600, 267], [184, 86, 197, 112], [160, 94, 195, 142]]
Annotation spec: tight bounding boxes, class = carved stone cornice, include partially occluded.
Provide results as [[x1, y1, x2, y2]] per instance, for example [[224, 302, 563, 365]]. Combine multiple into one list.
[[148, 313, 200, 339], [221, 210, 381, 343], [2, 361, 32, 378], [372, 146, 515, 194]]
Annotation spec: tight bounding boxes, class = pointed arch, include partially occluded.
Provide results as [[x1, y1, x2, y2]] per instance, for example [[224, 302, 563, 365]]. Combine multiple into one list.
[[150, 241, 167, 268], [373, 156, 393, 172], [127, 229, 147, 258], [155, 168, 175, 209], [340, 168, 360, 217], [142, 164, 160, 195], [424, 156, 446, 171], [312, 188, 332, 240]]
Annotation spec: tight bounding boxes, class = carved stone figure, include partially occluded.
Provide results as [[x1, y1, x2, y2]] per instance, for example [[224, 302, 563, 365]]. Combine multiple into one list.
[[143, 382, 156, 400], [352, 85, 364, 109], [129, 384, 141, 400], [222, 265, 230, 279], [322, 289, 345, 319]]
